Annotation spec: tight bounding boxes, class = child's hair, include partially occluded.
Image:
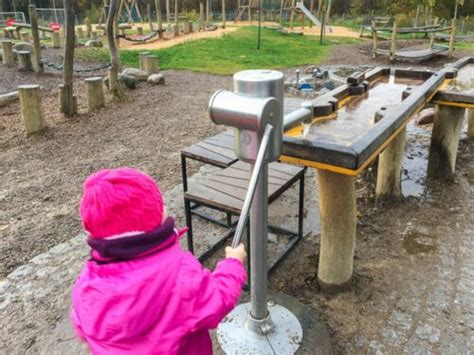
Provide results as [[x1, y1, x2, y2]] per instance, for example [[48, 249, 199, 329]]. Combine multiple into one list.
[[80, 168, 164, 239]]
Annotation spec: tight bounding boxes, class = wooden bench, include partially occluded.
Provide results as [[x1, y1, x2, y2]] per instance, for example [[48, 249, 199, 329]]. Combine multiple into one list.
[[184, 160, 306, 272]]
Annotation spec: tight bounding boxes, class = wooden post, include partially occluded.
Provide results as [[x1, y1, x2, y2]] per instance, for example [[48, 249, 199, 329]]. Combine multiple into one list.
[[143, 55, 159, 74], [222, 0, 226, 29], [77, 27, 85, 38], [200, 1, 205, 31], [372, 20, 378, 59], [317, 169, 357, 290], [139, 51, 151, 70], [147, 3, 154, 31], [85, 18, 92, 37], [427, 105, 465, 180], [18, 51, 33, 71], [2, 40, 14, 65], [63, 0, 76, 117], [376, 126, 407, 199], [107, 0, 125, 99], [166, 0, 171, 30], [390, 20, 397, 63], [290, 0, 296, 31], [468, 109, 474, 139], [85, 77, 105, 112], [174, 0, 179, 35], [279, 0, 284, 24], [413, 5, 420, 39], [18, 85, 44, 135], [429, 17, 439, 48], [137, 26, 144, 35], [28, 5, 43, 74], [155, 0, 163, 39], [206, 0, 210, 25], [20, 31, 30, 42], [52, 31, 60, 48], [449, 18, 456, 56]]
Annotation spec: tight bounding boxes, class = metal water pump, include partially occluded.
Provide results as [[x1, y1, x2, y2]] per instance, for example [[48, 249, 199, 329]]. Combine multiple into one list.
[[209, 70, 303, 354]]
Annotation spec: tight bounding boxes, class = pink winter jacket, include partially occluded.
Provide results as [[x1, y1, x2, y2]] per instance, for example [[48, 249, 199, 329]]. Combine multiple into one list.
[[71, 218, 247, 354]]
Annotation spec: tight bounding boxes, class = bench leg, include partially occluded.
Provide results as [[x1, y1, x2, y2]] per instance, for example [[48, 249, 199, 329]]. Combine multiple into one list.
[[427, 104, 465, 180], [298, 170, 305, 239], [181, 154, 188, 192], [184, 198, 194, 254], [317, 169, 356, 291]]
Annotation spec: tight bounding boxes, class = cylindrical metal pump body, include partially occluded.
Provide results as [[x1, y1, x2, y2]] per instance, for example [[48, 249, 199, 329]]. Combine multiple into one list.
[[233, 70, 284, 163]]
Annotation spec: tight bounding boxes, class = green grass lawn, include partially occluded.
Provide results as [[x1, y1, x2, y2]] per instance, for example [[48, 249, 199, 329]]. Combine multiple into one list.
[[76, 26, 360, 75]]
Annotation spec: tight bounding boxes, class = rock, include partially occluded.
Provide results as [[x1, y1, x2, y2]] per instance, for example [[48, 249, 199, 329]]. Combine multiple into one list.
[[121, 68, 148, 81], [84, 39, 103, 48], [118, 73, 137, 89], [415, 108, 435, 125], [324, 80, 336, 90], [147, 73, 165, 85]]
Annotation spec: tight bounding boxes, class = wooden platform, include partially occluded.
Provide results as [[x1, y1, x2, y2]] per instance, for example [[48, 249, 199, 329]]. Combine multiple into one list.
[[185, 161, 305, 214]]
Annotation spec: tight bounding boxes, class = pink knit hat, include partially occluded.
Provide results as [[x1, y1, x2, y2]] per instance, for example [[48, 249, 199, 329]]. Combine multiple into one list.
[[80, 168, 164, 239]]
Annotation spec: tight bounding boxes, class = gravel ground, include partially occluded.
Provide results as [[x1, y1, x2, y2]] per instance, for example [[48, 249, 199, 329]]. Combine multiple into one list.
[[0, 41, 473, 353]]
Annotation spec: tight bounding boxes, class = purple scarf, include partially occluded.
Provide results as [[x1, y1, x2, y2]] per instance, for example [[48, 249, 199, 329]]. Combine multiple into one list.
[[88, 217, 177, 263]]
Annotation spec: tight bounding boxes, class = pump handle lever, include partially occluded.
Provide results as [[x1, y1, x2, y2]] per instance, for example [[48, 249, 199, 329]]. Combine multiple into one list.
[[231, 124, 274, 249]]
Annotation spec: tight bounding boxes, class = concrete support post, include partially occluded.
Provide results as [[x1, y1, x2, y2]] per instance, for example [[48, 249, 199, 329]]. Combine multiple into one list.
[[317, 169, 357, 290], [18, 85, 44, 135], [18, 51, 33, 71], [468, 109, 474, 139], [137, 26, 144, 35], [2, 40, 14, 65], [376, 127, 407, 199], [52, 32, 61, 48], [85, 77, 105, 112], [143, 55, 159, 74], [138, 51, 151, 70], [427, 104, 465, 179]]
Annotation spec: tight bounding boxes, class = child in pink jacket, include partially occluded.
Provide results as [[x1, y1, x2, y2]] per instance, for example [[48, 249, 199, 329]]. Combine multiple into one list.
[[71, 168, 247, 354]]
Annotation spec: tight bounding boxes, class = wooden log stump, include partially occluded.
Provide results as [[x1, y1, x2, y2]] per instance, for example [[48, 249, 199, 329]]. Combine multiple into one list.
[[143, 55, 159, 75], [468, 109, 474, 139], [91, 31, 98, 40], [317, 169, 357, 290], [189, 21, 193, 33], [0, 91, 19, 107], [18, 85, 44, 135], [427, 104, 465, 180], [18, 51, 33, 71], [137, 26, 144, 35], [77, 27, 85, 38], [184, 22, 190, 34], [85, 77, 105, 112], [20, 31, 30, 42], [3, 29, 11, 39], [173, 24, 179, 36], [138, 51, 151, 70], [2, 40, 14, 65], [52, 31, 60, 48], [376, 118, 407, 199]]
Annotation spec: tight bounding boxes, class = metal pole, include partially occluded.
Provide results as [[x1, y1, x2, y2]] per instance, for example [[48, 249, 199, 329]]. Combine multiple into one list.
[[232, 125, 273, 248]]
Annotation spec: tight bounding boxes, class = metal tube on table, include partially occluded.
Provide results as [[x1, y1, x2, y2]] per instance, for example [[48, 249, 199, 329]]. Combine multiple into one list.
[[283, 102, 314, 130], [232, 124, 273, 248]]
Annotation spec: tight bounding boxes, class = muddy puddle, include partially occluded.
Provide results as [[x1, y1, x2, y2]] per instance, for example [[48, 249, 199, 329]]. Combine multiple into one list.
[[290, 76, 424, 145], [403, 231, 437, 255]]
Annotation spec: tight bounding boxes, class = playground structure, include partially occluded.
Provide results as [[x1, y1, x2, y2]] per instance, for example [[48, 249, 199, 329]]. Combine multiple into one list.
[[372, 18, 456, 62], [189, 57, 473, 352]]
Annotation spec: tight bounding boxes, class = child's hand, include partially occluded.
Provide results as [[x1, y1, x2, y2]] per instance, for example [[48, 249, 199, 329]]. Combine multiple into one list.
[[225, 244, 247, 263]]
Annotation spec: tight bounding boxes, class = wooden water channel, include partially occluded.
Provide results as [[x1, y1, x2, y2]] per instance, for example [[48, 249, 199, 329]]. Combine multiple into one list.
[[280, 57, 474, 290]]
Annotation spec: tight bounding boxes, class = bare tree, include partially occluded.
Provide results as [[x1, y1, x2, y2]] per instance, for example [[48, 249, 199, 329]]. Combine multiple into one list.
[[107, 0, 125, 99]]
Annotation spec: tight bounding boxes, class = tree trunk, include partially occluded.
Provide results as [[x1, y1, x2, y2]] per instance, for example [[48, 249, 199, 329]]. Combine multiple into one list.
[[107, 0, 125, 99], [155, 0, 163, 38], [63, 0, 76, 117], [28, 5, 43, 74], [222, 0, 226, 28], [166, 0, 171, 29], [200, 0, 205, 31]]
